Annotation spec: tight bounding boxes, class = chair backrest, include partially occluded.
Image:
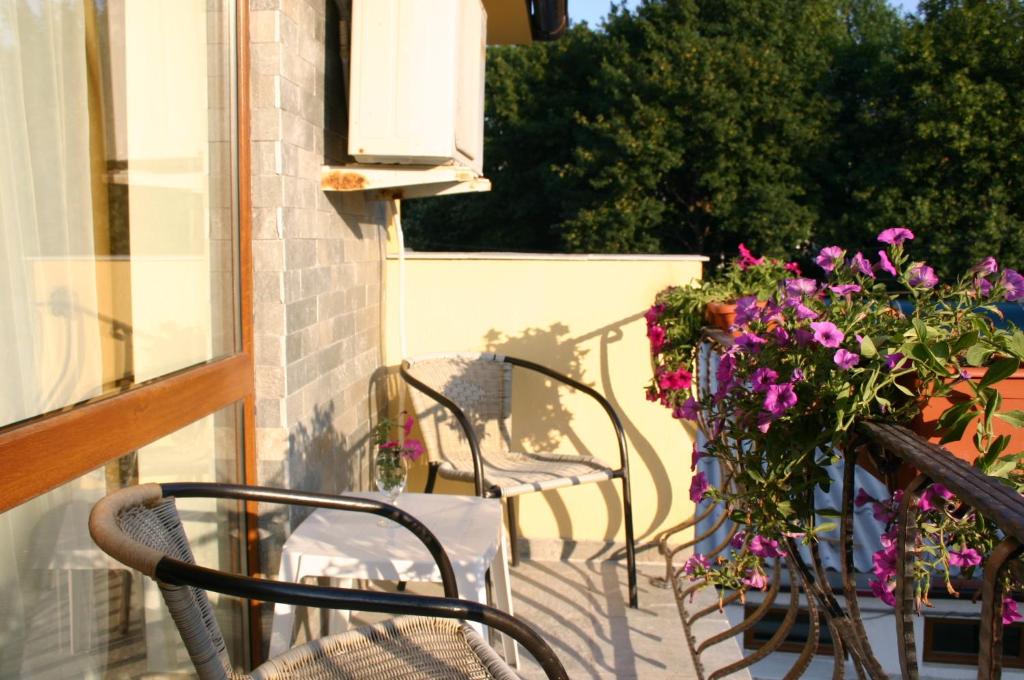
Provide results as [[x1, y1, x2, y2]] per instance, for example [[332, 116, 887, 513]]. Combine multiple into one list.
[[89, 484, 235, 680], [403, 353, 514, 470]]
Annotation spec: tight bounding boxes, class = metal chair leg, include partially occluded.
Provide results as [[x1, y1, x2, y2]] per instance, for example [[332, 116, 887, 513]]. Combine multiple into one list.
[[507, 497, 520, 567], [424, 462, 440, 493], [621, 473, 638, 608]]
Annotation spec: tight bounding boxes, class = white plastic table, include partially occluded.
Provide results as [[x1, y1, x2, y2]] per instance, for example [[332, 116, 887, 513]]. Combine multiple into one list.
[[268, 492, 517, 666]]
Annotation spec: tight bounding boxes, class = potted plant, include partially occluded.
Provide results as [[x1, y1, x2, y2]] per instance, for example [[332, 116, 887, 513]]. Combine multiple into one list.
[[645, 245, 797, 415], [659, 228, 1024, 614]]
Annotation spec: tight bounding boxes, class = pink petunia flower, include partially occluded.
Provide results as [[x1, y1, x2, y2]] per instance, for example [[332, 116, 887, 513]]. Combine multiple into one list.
[[970, 257, 998, 276], [403, 415, 415, 436], [870, 578, 896, 607], [810, 321, 845, 348], [878, 227, 914, 245], [1004, 597, 1022, 626], [908, 263, 938, 289], [830, 284, 862, 295], [854, 488, 876, 508], [815, 246, 846, 272], [750, 535, 784, 558], [648, 324, 666, 353], [948, 548, 982, 568], [756, 412, 773, 433], [850, 252, 875, 278], [834, 348, 860, 370], [764, 383, 798, 417], [918, 484, 955, 512], [658, 366, 693, 391], [645, 387, 660, 402], [751, 367, 779, 393], [690, 443, 703, 471], [644, 304, 665, 326], [790, 368, 805, 382], [737, 243, 765, 269], [784, 262, 802, 275], [877, 250, 898, 276], [742, 570, 769, 590]]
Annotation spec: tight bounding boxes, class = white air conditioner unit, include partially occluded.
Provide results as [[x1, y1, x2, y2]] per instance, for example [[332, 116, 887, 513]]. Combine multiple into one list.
[[347, 0, 486, 176]]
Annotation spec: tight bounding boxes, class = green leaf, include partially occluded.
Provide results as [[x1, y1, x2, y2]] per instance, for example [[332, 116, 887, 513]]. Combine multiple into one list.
[[1006, 330, 1024, 360], [986, 458, 1016, 479], [928, 341, 951, 361], [952, 332, 980, 354], [813, 522, 837, 534], [913, 319, 930, 342], [995, 410, 1024, 428], [860, 335, 878, 358], [940, 410, 976, 445], [965, 344, 991, 367], [979, 357, 1020, 389], [939, 401, 973, 428]]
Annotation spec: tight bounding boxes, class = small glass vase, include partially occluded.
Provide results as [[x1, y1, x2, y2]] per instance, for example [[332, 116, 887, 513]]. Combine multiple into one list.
[[374, 448, 407, 527]]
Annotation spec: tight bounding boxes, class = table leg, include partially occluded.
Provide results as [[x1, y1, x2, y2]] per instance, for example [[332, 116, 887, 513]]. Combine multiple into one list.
[[324, 577, 353, 635], [493, 526, 519, 668], [457, 570, 488, 640], [268, 551, 302, 657]]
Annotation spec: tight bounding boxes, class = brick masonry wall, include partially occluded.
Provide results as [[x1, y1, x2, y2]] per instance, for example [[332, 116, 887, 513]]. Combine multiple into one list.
[[249, 0, 384, 580]]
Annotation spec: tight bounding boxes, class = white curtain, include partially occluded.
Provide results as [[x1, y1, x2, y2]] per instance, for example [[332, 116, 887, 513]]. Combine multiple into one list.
[[0, 0, 101, 427], [0, 1, 106, 676]]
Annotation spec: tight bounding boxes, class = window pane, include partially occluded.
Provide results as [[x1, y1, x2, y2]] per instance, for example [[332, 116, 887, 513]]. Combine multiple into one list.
[[0, 404, 245, 678], [0, 0, 238, 429]]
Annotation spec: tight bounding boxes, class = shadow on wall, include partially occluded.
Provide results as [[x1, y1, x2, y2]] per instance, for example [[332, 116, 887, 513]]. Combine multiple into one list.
[[482, 316, 677, 550], [287, 401, 365, 528]]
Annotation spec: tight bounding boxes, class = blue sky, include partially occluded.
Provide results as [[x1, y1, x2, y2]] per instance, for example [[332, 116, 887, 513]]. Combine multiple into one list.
[[571, 0, 922, 28]]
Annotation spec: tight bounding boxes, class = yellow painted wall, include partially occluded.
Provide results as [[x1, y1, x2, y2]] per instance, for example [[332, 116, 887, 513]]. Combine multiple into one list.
[[384, 251, 704, 545]]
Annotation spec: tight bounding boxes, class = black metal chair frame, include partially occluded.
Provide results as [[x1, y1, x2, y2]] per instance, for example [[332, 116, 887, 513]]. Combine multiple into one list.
[[401, 354, 638, 609], [102, 482, 569, 680]]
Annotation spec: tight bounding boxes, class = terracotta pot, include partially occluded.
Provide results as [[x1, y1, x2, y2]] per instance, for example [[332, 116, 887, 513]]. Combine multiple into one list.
[[704, 301, 737, 331], [911, 367, 1024, 462]]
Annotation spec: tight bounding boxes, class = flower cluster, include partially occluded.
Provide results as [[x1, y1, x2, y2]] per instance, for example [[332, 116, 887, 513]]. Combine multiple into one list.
[[859, 484, 1021, 623], [658, 227, 1024, 610], [373, 414, 425, 462]]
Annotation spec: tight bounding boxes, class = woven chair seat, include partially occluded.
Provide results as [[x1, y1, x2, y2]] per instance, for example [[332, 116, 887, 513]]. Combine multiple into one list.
[[250, 617, 518, 680], [437, 450, 616, 497]]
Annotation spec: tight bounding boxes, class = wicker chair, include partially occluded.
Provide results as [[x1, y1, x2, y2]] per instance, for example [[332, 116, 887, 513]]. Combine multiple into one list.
[[88, 482, 568, 680], [401, 352, 638, 608]]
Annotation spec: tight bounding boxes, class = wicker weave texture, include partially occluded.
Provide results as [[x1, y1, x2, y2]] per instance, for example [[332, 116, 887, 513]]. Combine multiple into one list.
[[251, 617, 518, 680], [116, 498, 235, 680], [405, 354, 614, 495]]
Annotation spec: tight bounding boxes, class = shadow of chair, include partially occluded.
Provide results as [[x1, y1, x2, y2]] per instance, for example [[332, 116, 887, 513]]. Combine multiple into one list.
[[89, 482, 568, 679], [400, 352, 638, 608]]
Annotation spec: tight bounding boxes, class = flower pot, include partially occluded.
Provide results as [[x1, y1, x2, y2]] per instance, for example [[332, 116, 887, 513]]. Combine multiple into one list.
[[704, 301, 737, 331], [911, 367, 1024, 462]]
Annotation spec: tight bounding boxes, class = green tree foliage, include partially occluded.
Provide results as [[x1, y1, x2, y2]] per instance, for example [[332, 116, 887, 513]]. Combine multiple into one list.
[[403, 0, 1024, 277]]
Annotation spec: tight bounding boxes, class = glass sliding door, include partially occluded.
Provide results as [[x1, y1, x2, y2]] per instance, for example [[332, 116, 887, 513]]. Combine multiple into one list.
[[0, 0, 250, 675]]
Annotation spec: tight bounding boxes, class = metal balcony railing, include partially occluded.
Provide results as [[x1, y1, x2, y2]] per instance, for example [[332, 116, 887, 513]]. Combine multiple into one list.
[[657, 331, 1024, 680]]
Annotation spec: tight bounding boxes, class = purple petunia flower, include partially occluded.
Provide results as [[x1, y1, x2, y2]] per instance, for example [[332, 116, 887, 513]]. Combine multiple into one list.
[[908, 263, 938, 289], [794, 303, 819, 320], [680, 397, 701, 421], [854, 488, 876, 508], [735, 332, 767, 353], [730, 531, 746, 550], [872, 546, 898, 583], [830, 284, 862, 295], [878, 227, 914, 245], [751, 367, 779, 393], [750, 535, 783, 558], [918, 484, 954, 512], [772, 325, 791, 347], [850, 252, 875, 278], [970, 257, 998, 275], [794, 328, 815, 346], [756, 411, 773, 433], [784, 278, 818, 297], [815, 246, 846, 272], [683, 553, 710, 577], [691, 443, 703, 470], [791, 368, 805, 382], [764, 383, 798, 417], [834, 348, 860, 370], [877, 250, 898, 276], [734, 296, 762, 326], [948, 548, 982, 568], [885, 353, 906, 370], [977, 277, 993, 297], [689, 471, 709, 503], [1003, 269, 1024, 302], [810, 321, 845, 348]]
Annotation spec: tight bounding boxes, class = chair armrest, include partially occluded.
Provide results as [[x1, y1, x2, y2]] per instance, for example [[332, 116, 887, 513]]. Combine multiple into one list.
[[156, 557, 569, 680], [504, 356, 630, 474], [161, 482, 460, 598], [400, 363, 488, 496]]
